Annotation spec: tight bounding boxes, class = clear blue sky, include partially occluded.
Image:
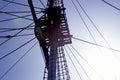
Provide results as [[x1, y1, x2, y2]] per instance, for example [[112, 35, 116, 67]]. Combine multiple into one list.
[[0, 0, 120, 80]]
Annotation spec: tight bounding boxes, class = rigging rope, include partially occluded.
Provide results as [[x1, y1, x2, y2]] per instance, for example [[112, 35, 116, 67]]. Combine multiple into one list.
[[0, 37, 36, 60], [0, 22, 34, 46], [39, 0, 45, 8], [0, 0, 14, 10], [2, 0, 44, 10], [0, 41, 38, 80], [0, 27, 34, 30], [0, 33, 34, 38], [75, 0, 120, 62], [0, 11, 35, 22], [0, 11, 40, 13], [75, 0, 111, 48], [64, 46, 83, 80], [66, 45, 91, 80], [70, 0, 104, 56], [72, 36, 120, 53], [102, 0, 120, 11], [70, 44, 104, 80], [0, 27, 34, 33], [70, 0, 97, 43]]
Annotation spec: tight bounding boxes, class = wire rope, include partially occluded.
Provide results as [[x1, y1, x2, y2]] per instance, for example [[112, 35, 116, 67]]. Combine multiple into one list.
[[0, 22, 34, 46], [0, 27, 34, 33], [69, 0, 104, 56], [0, 0, 14, 10], [0, 10, 43, 22], [72, 36, 120, 53], [0, 37, 36, 60], [75, 0, 111, 48], [39, 0, 46, 8], [0, 27, 34, 30], [0, 11, 40, 13], [0, 0, 45, 80], [2, 0, 44, 10], [102, 0, 120, 11], [0, 33, 34, 38], [66, 45, 91, 80], [64, 46, 83, 80], [0, 11, 35, 22], [70, 44, 104, 80], [0, 41, 38, 80], [70, 0, 105, 60], [76, 0, 120, 63]]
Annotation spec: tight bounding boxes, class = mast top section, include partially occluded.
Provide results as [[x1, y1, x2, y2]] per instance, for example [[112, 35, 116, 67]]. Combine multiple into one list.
[[48, 0, 63, 8]]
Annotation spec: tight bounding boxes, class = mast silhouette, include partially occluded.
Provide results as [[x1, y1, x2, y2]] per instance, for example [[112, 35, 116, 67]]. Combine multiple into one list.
[[28, 0, 71, 80]]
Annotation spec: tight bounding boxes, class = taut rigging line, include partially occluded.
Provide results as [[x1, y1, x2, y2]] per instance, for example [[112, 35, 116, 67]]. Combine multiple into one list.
[[102, 0, 120, 11], [2, 0, 44, 10], [0, 41, 38, 80], [75, 0, 110, 48], [0, 37, 36, 60], [0, 22, 34, 46], [66, 45, 91, 80], [64, 47, 83, 80], [72, 36, 120, 53]]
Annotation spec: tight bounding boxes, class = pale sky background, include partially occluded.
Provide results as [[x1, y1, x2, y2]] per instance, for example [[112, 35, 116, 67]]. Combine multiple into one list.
[[0, 0, 120, 80]]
